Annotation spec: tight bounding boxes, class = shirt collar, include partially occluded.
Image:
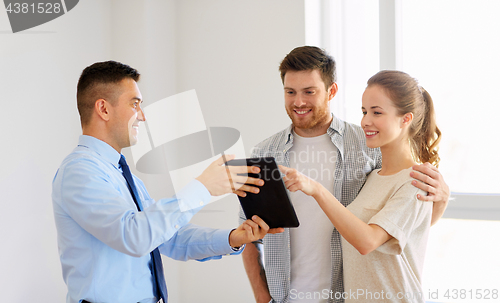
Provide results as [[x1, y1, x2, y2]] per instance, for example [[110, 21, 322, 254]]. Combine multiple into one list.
[[328, 114, 345, 136], [285, 113, 345, 143], [78, 135, 122, 169]]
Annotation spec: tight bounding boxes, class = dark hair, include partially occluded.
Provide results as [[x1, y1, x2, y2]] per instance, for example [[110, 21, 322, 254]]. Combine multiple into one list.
[[76, 61, 140, 126], [279, 46, 336, 89], [367, 70, 441, 167]]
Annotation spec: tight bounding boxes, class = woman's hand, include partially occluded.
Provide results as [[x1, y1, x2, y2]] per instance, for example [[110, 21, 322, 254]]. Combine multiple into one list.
[[279, 165, 319, 196]]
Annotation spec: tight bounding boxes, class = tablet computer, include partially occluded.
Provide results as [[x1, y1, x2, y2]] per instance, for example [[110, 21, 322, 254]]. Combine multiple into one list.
[[226, 157, 299, 228]]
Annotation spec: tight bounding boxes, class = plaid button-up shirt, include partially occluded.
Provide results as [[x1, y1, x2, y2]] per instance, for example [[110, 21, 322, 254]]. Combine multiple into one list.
[[240, 115, 382, 303]]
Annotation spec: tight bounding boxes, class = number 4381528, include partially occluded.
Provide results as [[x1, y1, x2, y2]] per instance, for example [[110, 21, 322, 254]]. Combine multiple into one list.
[[6, 3, 62, 14], [443, 289, 498, 300]]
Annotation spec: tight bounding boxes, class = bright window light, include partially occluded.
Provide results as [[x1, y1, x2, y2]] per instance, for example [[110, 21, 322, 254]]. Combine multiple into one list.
[[400, 0, 500, 194]]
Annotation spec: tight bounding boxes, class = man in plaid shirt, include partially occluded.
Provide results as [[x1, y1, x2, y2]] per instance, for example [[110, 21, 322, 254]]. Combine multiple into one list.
[[240, 46, 450, 303]]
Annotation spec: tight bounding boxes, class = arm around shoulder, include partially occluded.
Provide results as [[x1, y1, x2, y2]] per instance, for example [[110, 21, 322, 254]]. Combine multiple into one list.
[[410, 163, 450, 225]]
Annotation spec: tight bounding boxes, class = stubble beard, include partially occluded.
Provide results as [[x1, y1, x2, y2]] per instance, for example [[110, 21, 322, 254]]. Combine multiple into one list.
[[287, 105, 331, 134]]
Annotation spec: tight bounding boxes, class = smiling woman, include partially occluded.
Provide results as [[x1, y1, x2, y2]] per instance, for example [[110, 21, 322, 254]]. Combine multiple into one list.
[[307, 2, 500, 301], [361, 85, 408, 151], [364, 70, 441, 170], [278, 69, 439, 303]]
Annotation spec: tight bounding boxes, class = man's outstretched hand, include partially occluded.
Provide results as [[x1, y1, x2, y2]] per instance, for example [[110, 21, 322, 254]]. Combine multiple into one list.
[[196, 154, 264, 197]]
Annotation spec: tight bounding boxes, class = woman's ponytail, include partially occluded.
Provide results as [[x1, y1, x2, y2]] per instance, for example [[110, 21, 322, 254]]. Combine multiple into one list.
[[413, 87, 441, 167]]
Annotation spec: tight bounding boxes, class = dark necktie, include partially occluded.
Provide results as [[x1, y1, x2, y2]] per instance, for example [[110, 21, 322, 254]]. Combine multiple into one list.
[[119, 155, 168, 303]]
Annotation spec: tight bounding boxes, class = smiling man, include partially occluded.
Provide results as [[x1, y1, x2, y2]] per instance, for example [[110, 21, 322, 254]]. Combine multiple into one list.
[[283, 68, 337, 137], [240, 46, 450, 303], [52, 61, 282, 303]]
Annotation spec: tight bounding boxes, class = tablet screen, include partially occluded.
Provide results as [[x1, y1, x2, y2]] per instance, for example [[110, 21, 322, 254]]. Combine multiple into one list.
[[226, 157, 300, 228]]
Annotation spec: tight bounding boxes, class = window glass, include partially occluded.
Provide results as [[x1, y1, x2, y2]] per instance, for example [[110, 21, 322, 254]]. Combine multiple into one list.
[[422, 218, 500, 302], [308, 0, 380, 125], [339, 0, 380, 125], [400, 0, 500, 194]]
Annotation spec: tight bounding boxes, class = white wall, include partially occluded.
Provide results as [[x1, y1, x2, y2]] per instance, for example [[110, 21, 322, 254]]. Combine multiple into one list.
[[0, 1, 304, 302], [0, 1, 113, 301], [172, 2, 305, 302]]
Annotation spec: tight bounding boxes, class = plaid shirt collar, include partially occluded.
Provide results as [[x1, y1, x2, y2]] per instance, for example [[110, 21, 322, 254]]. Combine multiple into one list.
[[283, 114, 346, 145]]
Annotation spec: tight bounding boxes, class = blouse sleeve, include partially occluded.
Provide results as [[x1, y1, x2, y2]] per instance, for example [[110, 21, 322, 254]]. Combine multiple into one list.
[[367, 181, 432, 255]]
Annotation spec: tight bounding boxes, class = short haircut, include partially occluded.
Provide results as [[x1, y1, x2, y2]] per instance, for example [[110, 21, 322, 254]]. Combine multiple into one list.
[[279, 46, 336, 89], [76, 61, 140, 126]]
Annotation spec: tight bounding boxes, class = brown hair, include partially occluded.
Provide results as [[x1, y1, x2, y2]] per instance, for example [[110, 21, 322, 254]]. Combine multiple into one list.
[[279, 46, 336, 90], [367, 70, 441, 167], [77, 61, 140, 126]]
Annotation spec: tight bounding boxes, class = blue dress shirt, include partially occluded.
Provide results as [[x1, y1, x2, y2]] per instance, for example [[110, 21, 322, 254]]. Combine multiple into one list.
[[52, 135, 241, 303]]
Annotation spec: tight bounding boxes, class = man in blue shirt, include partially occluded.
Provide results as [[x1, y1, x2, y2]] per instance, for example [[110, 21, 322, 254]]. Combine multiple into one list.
[[52, 61, 281, 303]]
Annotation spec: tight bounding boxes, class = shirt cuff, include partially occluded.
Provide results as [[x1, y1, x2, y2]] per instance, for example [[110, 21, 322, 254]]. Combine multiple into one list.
[[226, 228, 246, 252], [175, 179, 211, 212], [194, 229, 245, 262], [213, 228, 245, 255]]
